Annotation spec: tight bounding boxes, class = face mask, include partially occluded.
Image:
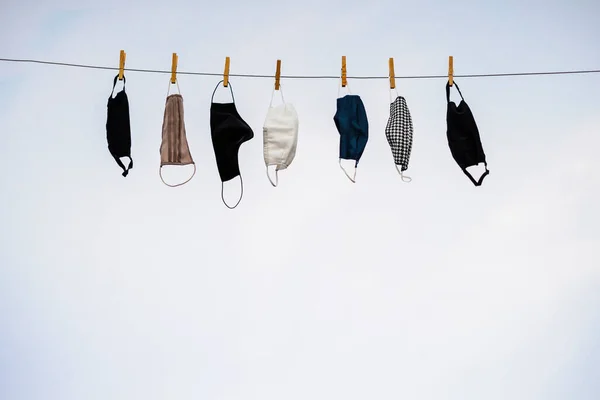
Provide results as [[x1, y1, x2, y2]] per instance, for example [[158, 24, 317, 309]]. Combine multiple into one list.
[[263, 86, 299, 186], [385, 89, 414, 182], [446, 81, 490, 186], [106, 75, 133, 177], [333, 83, 369, 183], [159, 83, 196, 187], [210, 81, 254, 209]]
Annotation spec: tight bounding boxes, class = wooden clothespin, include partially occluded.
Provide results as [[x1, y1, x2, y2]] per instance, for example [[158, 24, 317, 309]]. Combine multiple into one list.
[[118, 50, 126, 80], [275, 59, 281, 90], [389, 57, 396, 89], [448, 56, 454, 86], [224, 57, 230, 87], [170, 53, 178, 84], [341, 56, 347, 87]]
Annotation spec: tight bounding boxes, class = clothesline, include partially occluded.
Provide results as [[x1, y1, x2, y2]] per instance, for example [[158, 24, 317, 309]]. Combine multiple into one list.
[[4, 55, 596, 209], [2, 57, 600, 80]]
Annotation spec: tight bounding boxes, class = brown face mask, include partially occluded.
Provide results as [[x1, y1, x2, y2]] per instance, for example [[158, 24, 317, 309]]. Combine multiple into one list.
[[159, 93, 196, 187]]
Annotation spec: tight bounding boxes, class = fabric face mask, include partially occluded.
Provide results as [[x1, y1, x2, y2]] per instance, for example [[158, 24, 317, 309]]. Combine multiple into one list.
[[106, 75, 133, 177], [446, 81, 489, 186], [210, 81, 254, 209], [159, 82, 196, 187], [263, 85, 299, 186], [333, 83, 369, 183], [385, 88, 414, 182]]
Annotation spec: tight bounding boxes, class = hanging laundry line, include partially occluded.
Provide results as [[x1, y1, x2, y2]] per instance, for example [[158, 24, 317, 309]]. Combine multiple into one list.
[[4, 53, 597, 209], [1, 57, 600, 80]]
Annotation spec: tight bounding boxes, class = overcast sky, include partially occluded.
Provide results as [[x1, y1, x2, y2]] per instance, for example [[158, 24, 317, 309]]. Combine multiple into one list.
[[1, 1, 599, 399]]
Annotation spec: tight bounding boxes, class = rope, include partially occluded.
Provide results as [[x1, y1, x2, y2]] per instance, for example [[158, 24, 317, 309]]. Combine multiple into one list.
[[1, 57, 600, 80]]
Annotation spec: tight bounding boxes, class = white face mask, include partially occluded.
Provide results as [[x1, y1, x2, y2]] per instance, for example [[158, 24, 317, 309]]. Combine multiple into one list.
[[262, 86, 299, 186]]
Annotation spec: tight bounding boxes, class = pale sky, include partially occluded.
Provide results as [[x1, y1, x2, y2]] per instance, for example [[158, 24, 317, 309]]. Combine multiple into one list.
[[1, 1, 599, 399]]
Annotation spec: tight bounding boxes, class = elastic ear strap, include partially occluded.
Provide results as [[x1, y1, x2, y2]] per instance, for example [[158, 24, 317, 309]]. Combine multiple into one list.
[[221, 174, 244, 209], [112, 74, 126, 87], [339, 159, 356, 183], [113, 155, 127, 176], [454, 82, 464, 99], [462, 164, 489, 187], [395, 164, 412, 182], [167, 79, 181, 97], [446, 81, 464, 103], [120, 156, 133, 177], [389, 87, 399, 104], [337, 77, 352, 98], [270, 85, 286, 108], [266, 166, 279, 187], [279, 85, 286, 105], [110, 74, 126, 97], [159, 163, 196, 187], [211, 80, 235, 103]]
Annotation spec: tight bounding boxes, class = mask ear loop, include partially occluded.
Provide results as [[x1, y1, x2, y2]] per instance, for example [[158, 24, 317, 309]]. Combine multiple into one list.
[[394, 164, 412, 182], [159, 164, 196, 187], [446, 81, 464, 104], [266, 167, 279, 187], [270, 84, 286, 108], [337, 76, 352, 98], [389, 86, 399, 104], [110, 74, 126, 98], [339, 159, 357, 183], [166, 78, 181, 97], [212, 80, 235, 103], [114, 155, 133, 177], [221, 174, 244, 209], [462, 163, 489, 187]]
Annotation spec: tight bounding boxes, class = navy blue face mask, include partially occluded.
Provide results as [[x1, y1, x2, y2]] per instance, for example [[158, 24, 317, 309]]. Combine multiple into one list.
[[333, 91, 369, 182]]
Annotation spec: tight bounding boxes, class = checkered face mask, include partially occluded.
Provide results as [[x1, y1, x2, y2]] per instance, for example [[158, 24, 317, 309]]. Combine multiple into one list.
[[334, 80, 369, 183], [385, 91, 414, 182]]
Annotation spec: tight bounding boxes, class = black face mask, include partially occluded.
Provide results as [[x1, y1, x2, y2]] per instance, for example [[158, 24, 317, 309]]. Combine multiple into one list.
[[210, 81, 254, 209], [106, 75, 133, 177], [446, 81, 489, 186]]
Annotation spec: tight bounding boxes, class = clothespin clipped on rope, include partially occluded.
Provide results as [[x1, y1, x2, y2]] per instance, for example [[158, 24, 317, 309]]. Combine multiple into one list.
[[341, 56, 347, 87], [389, 57, 396, 89], [118, 50, 126, 80], [170, 53, 178, 84], [448, 55, 454, 86], [224, 57, 230, 87], [275, 59, 281, 90]]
